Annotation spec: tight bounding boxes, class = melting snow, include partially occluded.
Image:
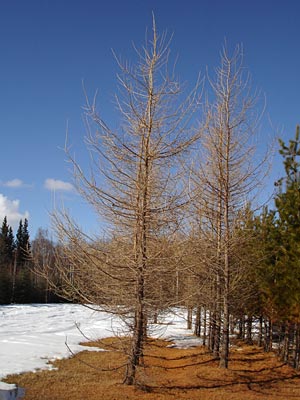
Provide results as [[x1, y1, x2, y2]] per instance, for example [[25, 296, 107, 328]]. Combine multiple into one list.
[[0, 304, 199, 383]]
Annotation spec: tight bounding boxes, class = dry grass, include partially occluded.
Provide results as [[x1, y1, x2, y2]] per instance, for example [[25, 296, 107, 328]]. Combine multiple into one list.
[[5, 337, 300, 399]]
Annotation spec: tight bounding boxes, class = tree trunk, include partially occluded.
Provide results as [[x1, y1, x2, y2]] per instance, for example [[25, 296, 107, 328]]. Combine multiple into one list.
[[208, 309, 215, 352], [258, 315, 263, 347], [213, 275, 221, 358], [219, 296, 229, 368], [219, 196, 230, 368], [264, 318, 272, 352], [293, 324, 300, 369], [237, 316, 244, 340], [194, 305, 201, 337], [187, 306, 193, 330], [125, 277, 145, 385], [281, 323, 291, 364], [246, 315, 253, 345], [203, 307, 207, 345]]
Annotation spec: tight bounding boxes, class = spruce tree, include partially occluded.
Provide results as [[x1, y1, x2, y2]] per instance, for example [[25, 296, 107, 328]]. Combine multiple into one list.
[[0, 216, 15, 265], [16, 218, 31, 266], [0, 217, 7, 265], [272, 126, 300, 322], [16, 220, 24, 265], [23, 218, 30, 252], [14, 218, 33, 303], [7, 226, 15, 260], [1, 216, 9, 238], [0, 217, 15, 304], [262, 126, 300, 365]]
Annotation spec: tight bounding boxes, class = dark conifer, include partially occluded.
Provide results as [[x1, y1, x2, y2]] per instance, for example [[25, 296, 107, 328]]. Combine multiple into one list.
[[16, 220, 24, 265], [0, 216, 15, 265], [273, 126, 300, 321], [16, 218, 31, 266], [0, 217, 15, 304], [8, 227, 15, 260]]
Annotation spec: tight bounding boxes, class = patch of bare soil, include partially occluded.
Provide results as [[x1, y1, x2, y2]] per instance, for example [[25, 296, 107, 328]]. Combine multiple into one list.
[[5, 338, 300, 399]]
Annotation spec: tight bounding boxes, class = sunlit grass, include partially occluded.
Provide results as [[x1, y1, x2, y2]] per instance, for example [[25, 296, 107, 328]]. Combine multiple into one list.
[[5, 338, 300, 400]]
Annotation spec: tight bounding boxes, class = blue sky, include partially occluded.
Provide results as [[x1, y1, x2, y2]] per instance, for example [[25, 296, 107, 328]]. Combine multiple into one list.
[[0, 0, 299, 239]]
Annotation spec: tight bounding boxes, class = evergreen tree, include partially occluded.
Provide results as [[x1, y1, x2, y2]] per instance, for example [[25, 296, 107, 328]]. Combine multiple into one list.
[[273, 126, 300, 322], [0, 217, 15, 304], [8, 227, 15, 260], [13, 218, 32, 303], [23, 218, 30, 250], [0, 216, 15, 265], [16, 218, 31, 266], [249, 129, 300, 359], [0, 267, 11, 304], [16, 220, 23, 266], [253, 207, 276, 308], [0, 217, 8, 265], [260, 126, 300, 366]]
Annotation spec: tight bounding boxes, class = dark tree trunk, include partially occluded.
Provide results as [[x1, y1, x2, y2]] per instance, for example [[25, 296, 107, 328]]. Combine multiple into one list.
[[293, 324, 300, 369], [258, 315, 263, 347], [264, 318, 272, 352], [187, 306, 193, 330], [202, 307, 207, 345], [208, 309, 215, 352], [194, 305, 201, 337], [246, 315, 253, 345], [125, 302, 144, 385]]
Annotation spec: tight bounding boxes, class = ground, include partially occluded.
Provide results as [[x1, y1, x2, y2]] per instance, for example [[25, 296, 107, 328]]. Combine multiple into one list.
[[5, 337, 300, 400]]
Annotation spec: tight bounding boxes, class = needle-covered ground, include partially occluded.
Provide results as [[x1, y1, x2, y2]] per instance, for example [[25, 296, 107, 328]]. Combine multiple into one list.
[[6, 337, 300, 400]]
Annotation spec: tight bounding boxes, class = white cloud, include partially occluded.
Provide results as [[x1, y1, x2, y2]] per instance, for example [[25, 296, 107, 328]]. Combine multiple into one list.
[[44, 178, 74, 192], [0, 194, 29, 228], [2, 179, 32, 188]]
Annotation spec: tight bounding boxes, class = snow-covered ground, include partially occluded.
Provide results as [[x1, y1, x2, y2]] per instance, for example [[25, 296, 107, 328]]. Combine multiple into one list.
[[0, 304, 199, 382]]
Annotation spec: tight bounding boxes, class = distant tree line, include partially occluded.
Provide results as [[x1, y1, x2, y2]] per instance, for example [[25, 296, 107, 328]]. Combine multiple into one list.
[[0, 218, 62, 304]]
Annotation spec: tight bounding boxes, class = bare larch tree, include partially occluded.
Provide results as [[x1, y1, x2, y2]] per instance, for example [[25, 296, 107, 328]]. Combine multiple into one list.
[[191, 44, 269, 368], [52, 17, 201, 385]]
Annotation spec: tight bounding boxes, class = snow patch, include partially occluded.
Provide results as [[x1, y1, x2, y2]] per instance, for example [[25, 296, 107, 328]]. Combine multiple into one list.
[[0, 304, 196, 387]]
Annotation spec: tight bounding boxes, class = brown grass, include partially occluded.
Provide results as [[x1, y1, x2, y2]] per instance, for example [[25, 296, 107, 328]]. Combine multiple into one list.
[[5, 338, 300, 399]]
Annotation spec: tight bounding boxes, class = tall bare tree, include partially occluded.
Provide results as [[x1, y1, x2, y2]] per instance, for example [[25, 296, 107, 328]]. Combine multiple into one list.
[[191, 44, 269, 368], [52, 17, 201, 385]]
